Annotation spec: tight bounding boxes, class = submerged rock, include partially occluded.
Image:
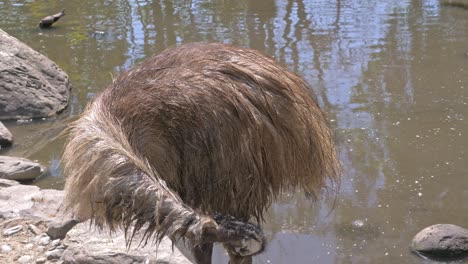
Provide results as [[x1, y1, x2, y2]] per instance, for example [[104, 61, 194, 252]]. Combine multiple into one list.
[[0, 121, 13, 147], [411, 224, 468, 261], [0, 29, 70, 120], [0, 156, 43, 181], [442, 0, 468, 8], [335, 218, 381, 241]]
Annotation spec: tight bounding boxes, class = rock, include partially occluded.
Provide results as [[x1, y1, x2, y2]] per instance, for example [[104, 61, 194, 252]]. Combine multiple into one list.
[[411, 224, 468, 261], [0, 184, 191, 264], [17, 255, 32, 263], [39, 235, 50, 245], [28, 224, 43, 235], [2, 224, 23, 236], [1, 244, 12, 252], [62, 249, 150, 264], [32, 233, 49, 243], [0, 178, 19, 187], [442, 0, 468, 9], [47, 219, 79, 240], [0, 29, 70, 120], [51, 239, 61, 248], [0, 121, 13, 147], [35, 257, 47, 264], [0, 183, 64, 220], [0, 184, 41, 215], [0, 156, 43, 181], [62, 220, 192, 264], [0, 211, 19, 219], [46, 248, 64, 260]]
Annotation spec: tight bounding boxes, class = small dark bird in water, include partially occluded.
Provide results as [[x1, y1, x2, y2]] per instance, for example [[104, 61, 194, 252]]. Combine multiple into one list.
[[39, 9, 65, 28]]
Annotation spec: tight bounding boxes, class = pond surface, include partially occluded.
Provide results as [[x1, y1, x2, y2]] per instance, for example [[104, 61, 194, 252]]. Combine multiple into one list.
[[1, 0, 468, 263]]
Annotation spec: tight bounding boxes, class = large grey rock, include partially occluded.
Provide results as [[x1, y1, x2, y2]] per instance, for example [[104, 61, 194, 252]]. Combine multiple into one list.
[[0, 121, 13, 147], [411, 224, 468, 261], [0, 29, 70, 120], [0, 156, 43, 181]]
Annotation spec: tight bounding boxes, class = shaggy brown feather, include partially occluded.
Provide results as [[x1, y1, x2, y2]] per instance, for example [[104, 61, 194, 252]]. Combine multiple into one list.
[[62, 43, 341, 262]]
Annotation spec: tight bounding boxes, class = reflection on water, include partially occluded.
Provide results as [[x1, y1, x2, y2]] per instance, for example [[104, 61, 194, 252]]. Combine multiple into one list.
[[1, 0, 467, 263]]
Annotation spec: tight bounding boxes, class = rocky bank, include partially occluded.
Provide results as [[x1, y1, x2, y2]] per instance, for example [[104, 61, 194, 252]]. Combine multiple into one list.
[[0, 179, 191, 264]]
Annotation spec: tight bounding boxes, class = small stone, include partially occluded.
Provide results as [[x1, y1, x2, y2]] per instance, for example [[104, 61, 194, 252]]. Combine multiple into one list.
[[35, 257, 47, 264], [32, 233, 48, 243], [1, 244, 12, 252], [37, 245, 45, 252], [39, 235, 50, 245], [46, 248, 64, 260], [17, 255, 32, 263], [57, 244, 67, 249], [411, 224, 468, 261], [47, 219, 79, 240], [28, 224, 43, 235], [2, 225, 23, 236], [50, 239, 61, 248]]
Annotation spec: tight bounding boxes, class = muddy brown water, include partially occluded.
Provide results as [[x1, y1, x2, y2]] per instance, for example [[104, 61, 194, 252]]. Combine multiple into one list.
[[1, 1, 467, 263]]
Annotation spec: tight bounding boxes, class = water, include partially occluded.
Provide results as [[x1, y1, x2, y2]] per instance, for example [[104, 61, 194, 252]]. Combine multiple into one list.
[[1, 1, 467, 263]]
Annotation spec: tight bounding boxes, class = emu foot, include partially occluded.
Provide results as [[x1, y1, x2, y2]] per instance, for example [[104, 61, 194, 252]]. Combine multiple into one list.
[[213, 214, 266, 258]]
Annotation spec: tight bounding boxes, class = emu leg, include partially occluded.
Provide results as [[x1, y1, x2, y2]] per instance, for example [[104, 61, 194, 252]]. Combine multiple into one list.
[[192, 243, 213, 264]]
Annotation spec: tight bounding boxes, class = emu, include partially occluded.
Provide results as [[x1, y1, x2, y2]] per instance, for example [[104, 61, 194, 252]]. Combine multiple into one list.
[[62, 43, 341, 264]]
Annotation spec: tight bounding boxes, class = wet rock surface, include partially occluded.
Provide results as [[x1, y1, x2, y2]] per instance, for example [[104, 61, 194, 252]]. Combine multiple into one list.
[[411, 224, 468, 261], [0, 156, 44, 181], [0, 29, 70, 121], [0, 179, 192, 264]]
